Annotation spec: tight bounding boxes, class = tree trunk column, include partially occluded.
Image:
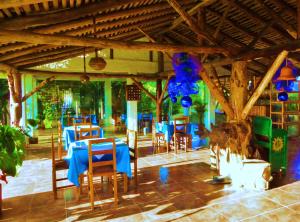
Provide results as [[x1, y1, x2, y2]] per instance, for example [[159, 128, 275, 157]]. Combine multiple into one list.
[[156, 79, 162, 122], [230, 61, 249, 121], [156, 51, 164, 122], [9, 72, 22, 127]]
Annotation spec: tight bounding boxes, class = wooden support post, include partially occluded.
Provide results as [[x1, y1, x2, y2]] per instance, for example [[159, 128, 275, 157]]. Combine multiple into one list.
[[298, 0, 300, 39], [156, 79, 162, 122], [201, 66, 234, 120], [22, 76, 56, 102], [230, 61, 249, 121], [241, 50, 288, 119]]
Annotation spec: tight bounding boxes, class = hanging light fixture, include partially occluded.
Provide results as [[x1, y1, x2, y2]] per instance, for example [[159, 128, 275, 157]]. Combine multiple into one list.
[[89, 16, 106, 70], [276, 59, 295, 81], [81, 48, 90, 84]]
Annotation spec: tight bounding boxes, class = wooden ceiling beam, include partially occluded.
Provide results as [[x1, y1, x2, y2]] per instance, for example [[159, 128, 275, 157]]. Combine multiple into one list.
[[0, 14, 173, 59], [167, 0, 223, 50], [231, 0, 294, 40], [207, 8, 276, 46], [20, 69, 162, 80], [255, 0, 296, 38], [12, 47, 84, 66], [18, 49, 94, 69], [0, 0, 144, 29], [0, 1, 50, 9], [167, 0, 217, 31], [269, 0, 296, 17], [205, 39, 300, 67], [0, 29, 227, 54]]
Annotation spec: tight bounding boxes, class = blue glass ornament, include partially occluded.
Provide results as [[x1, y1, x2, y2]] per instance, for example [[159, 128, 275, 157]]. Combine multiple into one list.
[[278, 92, 288, 101], [181, 96, 192, 108], [171, 96, 177, 103]]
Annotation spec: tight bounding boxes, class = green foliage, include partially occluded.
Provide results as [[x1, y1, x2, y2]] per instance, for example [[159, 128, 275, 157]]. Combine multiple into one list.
[[191, 100, 206, 124], [27, 119, 39, 128], [138, 81, 156, 113], [0, 125, 25, 177]]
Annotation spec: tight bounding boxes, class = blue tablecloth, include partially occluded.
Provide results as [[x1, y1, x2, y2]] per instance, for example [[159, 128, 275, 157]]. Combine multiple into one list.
[[62, 125, 104, 150], [65, 138, 132, 187], [155, 122, 207, 149]]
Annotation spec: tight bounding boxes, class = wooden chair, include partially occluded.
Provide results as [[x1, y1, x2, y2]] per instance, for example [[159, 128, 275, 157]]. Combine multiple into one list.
[[172, 117, 191, 154], [74, 122, 91, 140], [87, 138, 118, 210], [152, 121, 167, 154], [126, 129, 138, 187], [51, 134, 73, 199], [73, 117, 86, 124], [79, 127, 100, 140], [57, 121, 64, 159]]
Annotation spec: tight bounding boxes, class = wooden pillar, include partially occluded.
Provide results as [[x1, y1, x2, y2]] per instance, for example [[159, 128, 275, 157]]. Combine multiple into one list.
[[298, 0, 300, 39], [156, 79, 162, 122], [7, 70, 22, 127], [230, 61, 249, 121], [156, 52, 164, 122]]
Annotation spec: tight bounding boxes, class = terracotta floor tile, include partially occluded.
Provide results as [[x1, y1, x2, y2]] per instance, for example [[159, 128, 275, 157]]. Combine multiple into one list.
[[286, 202, 300, 213], [263, 188, 300, 206], [261, 206, 300, 222]]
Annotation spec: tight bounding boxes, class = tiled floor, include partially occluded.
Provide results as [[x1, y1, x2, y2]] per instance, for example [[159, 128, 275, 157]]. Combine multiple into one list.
[[1, 129, 300, 222]]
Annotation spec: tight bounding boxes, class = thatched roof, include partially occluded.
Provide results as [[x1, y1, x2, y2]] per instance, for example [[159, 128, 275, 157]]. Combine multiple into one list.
[[0, 0, 299, 77]]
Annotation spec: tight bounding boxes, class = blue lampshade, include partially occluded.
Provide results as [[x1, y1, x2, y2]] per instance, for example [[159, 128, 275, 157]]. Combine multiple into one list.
[[278, 92, 288, 101]]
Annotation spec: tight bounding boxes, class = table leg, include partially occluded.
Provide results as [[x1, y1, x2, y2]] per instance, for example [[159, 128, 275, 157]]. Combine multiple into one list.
[[123, 173, 128, 193]]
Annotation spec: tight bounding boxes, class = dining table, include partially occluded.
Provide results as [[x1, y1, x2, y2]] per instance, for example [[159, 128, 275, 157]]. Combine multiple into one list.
[[65, 138, 132, 187], [62, 124, 104, 150], [155, 121, 207, 149]]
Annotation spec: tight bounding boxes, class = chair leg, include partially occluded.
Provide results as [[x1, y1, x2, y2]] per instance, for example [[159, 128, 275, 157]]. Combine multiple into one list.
[[52, 168, 57, 199], [88, 173, 94, 210], [79, 174, 84, 195], [113, 173, 118, 207], [134, 160, 138, 187]]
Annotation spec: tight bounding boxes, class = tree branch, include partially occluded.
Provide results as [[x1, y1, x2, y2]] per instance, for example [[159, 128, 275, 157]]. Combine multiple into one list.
[[21, 76, 56, 102], [131, 78, 156, 102]]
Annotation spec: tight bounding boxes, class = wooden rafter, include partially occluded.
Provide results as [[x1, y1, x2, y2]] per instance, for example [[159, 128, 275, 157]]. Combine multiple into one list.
[[20, 69, 164, 80], [241, 50, 288, 119], [231, 0, 294, 40], [255, 0, 296, 39], [0, 1, 50, 9], [167, 0, 217, 31], [0, 29, 227, 54], [136, 27, 172, 60], [0, 0, 144, 29], [130, 78, 156, 102], [167, 0, 222, 49]]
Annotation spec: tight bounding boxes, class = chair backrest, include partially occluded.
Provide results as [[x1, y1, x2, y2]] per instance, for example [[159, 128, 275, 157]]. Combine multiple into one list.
[[73, 117, 86, 124], [57, 121, 63, 159], [51, 134, 56, 165], [174, 116, 189, 134], [74, 122, 92, 140], [126, 129, 138, 159], [88, 138, 116, 175], [79, 127, 100, 140]]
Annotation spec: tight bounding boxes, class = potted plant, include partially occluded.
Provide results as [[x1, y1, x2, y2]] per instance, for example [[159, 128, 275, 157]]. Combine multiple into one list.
[[0, 125, 26, 214], [27, 119, 39, 144]]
